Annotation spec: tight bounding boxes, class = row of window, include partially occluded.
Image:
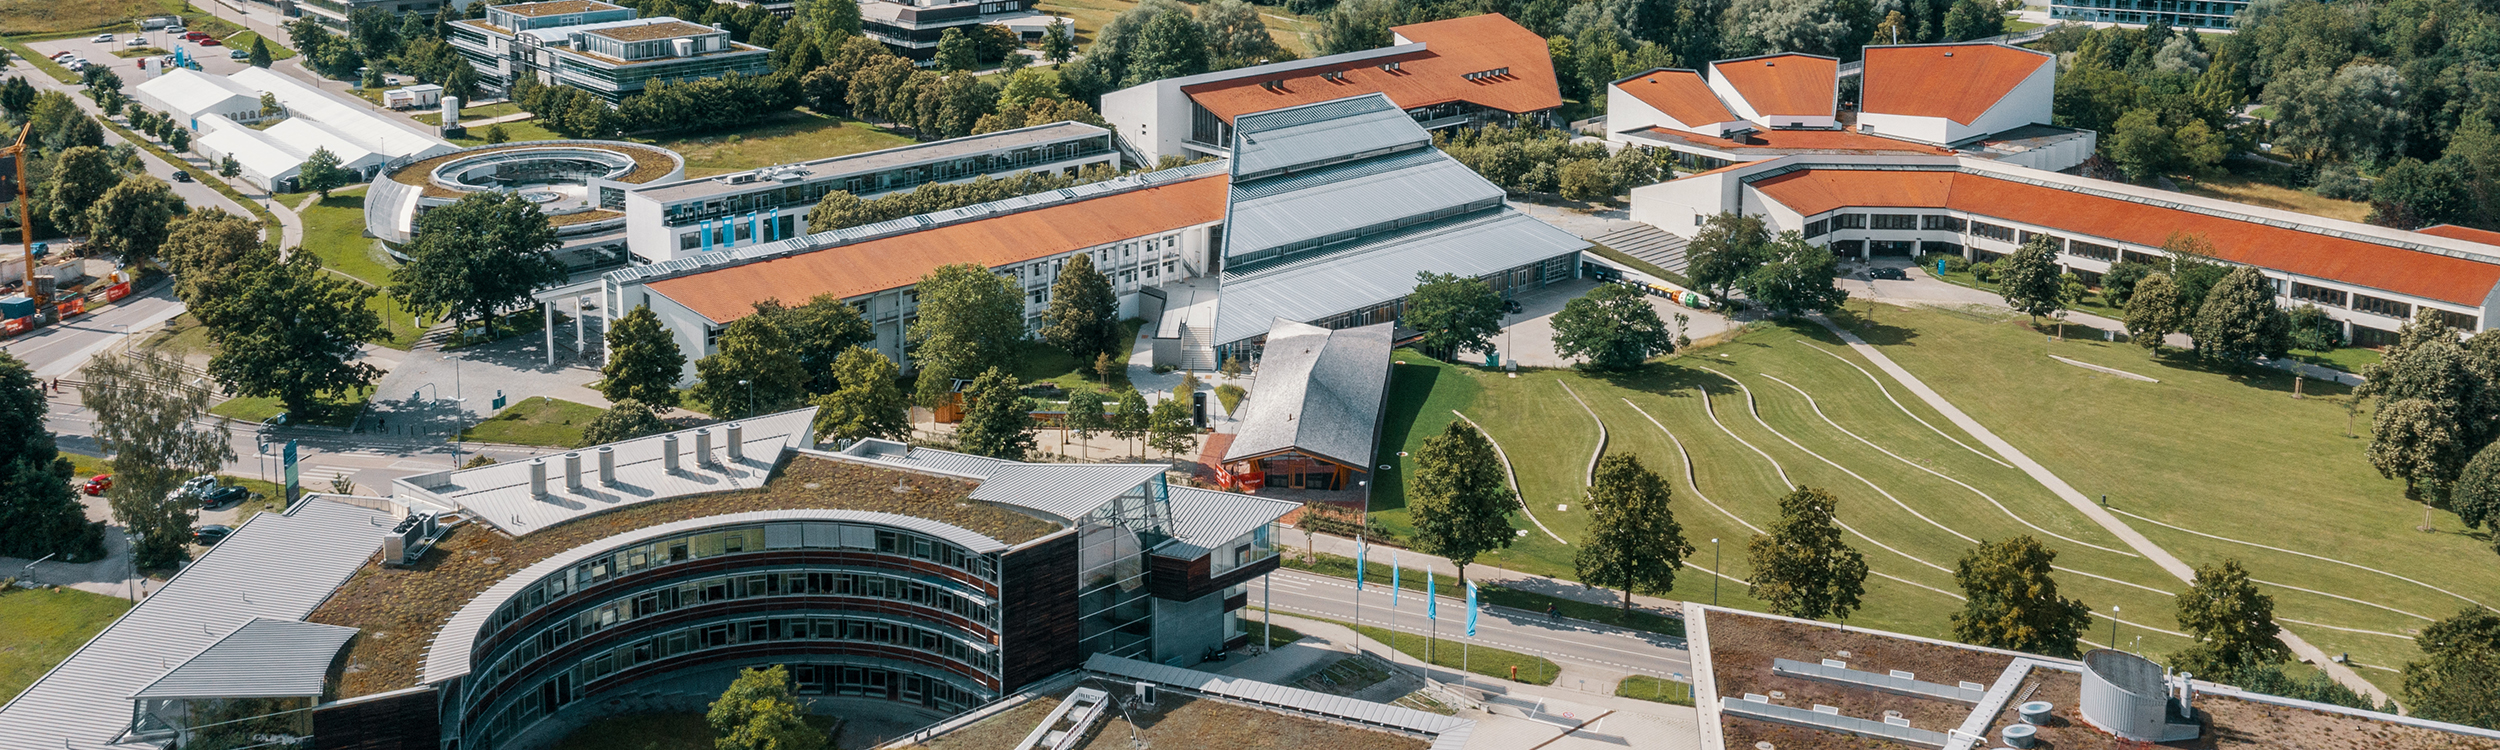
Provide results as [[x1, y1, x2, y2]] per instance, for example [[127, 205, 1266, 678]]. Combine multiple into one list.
[[662, 138, 1114, 226], [476, 614, 996, 748], [487, 523, 996, 636]]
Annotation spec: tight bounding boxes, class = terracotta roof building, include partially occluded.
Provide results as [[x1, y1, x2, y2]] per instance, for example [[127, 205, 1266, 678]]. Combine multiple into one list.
[[1607, 43, 2090, 173], [1102, 13, 1560, 163], [1632, 154, 2500, 345]]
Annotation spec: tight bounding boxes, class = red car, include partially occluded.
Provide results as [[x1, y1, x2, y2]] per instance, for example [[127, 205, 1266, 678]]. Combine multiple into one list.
[[82, 475, 111, 496], [196, 38, 222, 46], [183, 31, 210, 41]]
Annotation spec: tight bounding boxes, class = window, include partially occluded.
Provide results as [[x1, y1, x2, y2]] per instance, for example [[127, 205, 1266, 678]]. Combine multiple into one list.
[[1970, 222, 2015, 242], [2290, 282, 2347, 307], [1832, 214, 1867, 230], [1804, 219, 1829, 239], [2352, 294, 2412, 319], [1870, 214, 1917, 230], [1921, 215, 1965, 232], [2433, 308, 2479, 331], [2067, 241, 2117, 262]]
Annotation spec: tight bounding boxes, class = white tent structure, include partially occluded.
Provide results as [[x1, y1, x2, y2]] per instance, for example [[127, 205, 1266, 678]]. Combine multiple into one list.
[[132, 69, 270, 128], [186, 69, 455, 192]]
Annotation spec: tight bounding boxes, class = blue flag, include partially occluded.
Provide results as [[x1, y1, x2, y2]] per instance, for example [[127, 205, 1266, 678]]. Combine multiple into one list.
[[1355, 538, 1366, 591], [1426, 573, 1438, 620], [1466, 581, 1480, 637], [1390, 551, 1401, 607]]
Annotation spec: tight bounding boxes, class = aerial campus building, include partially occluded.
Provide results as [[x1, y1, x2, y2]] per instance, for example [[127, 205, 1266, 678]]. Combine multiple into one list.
[[856, 0, 1064, 62], [2049, 0, 2248, 29], [1101, 13, 1562, 164], [1605, 43, 2092, 174], [593, 93, 1586, 383], [446, 0, 774, 101], [135, 68, 458, 193], [1633, 153, 2500, 345], [365, 139, 688, 270], [0, 410, 1300, 750]]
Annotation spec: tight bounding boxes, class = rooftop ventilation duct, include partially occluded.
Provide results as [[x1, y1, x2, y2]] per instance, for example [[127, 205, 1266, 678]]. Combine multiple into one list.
[[598, 446, 617, 486], [725, 423, 744, 461], [663, 434, 681, 473], [528, 459, 548, 497], [694, 428, 714, 467], [563, 452, 583, 491], [2078, 650, 2201, 742]]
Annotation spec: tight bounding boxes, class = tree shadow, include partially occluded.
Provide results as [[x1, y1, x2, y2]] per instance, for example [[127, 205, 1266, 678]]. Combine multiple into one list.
[[2130, 349, 2356, 398], [1823, 306, 1918, 347], [1367, 359, 1446, 515]]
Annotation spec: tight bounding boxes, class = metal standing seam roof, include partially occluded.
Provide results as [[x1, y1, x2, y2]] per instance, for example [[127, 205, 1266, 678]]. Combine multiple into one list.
[[1229, 94, 1427, 179], [1179, 13, 1560, 123], [0, 499, 395, 750], [1162, 486, 1301, 551], [1746, 168, 2500, 306], [1710, 53, 1840, 118], [131, 618, 363, 699], [1213, 209, 1589, 345], [832, 439, 1018, 479], [420, 508, 1012, 685], [1221, 320, 1393, 468], [1082, 653, 1474, 739], [1613, 68, 1742, 129], [966, 463, 1170, 523], [395, 407, 818, 536], [1859, 43, 2052, 125], [1224, 150, 1506, 260]]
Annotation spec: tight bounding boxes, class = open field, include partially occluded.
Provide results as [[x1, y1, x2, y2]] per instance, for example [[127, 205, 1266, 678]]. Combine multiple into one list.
[[1360, 299, 2489, 697], [650, 109, 918, 178], [2175, 172, 2370, 223], [0, 587, 133, 702], [461, 397, 605, 447], [295, 189, 434, 349], [1036, 0, 1320, 55]]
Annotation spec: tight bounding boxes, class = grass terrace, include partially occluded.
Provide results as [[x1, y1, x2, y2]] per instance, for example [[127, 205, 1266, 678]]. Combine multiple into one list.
[[2175, 171, 2371, 223], [0, 587, 135, 702], [459, 396, 605, 447], [309, 454, 1050, 698], [652, 109, 916, 178]]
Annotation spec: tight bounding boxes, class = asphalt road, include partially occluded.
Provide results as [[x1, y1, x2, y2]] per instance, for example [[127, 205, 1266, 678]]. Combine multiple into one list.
[[1, 285, 186, 379], [1251, 569, 1696, 681]]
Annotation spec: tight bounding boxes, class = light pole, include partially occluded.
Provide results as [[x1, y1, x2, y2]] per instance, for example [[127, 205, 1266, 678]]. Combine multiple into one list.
[[738, 379, 752, 418], [111, 323, 130, 351], [1710, 538, 1721, 606], [2110, 605, 2121, 650]]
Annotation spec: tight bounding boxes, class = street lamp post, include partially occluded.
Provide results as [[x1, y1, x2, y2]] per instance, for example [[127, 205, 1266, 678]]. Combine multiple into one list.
[[2110, 605, 2121, 649], [1710, 538, 1721, 607], [738, 379, 752, 418]]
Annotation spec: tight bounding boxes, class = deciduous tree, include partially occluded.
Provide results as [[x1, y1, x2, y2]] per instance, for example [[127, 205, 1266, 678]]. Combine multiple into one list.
[[1042, 253, 1122, 365], [1065, 387, 1107, 445], [1111, 387, 1151, 456], [750, 295, 873, 395], [1747, 486, 1868, 622], [2171, 560, 2292, 682], [84, 175, 177, 265], [1199, 0, 1288, 68], [709, 665, 827, 750], [1685, 212, 1771, 305], [2287, 303, 2343, 355], [1550, 282, 1674, 370], [80, 351, 233, 569], [0, 352, 105, 562], [1743, 231, 1848, 317], [199, 253, 385, 417], [691, 315, 808, 419], [2123, 272, 2188, 350], [1409, 421, 1517, 585], [46, 145, 119, 235], [579, 399, 671, 446], [162, 208, 265, 305], [296, 146, 350, 199], [603, 307, 686, 409], [907, 263, 1026, 406], [391, 192, 565, 334], [1147, 393, 1196, 457], [2402, 608, 2500, 729], [955, 367, 1036, 460], [2451, 441, 2500, 554], [1994, 235, 2067, 322], [812, 346, 910, 442], [2191, 265, 2291, 362], [1403, 271, 1504, 361], [1951, 536, 2092, 658], [1575, 454, 1694, 617]]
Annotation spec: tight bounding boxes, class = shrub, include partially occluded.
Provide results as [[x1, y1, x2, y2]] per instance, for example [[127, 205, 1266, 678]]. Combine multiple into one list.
[[1919, 253, 1969, 274], [2313, 164, 2371, 201], [1971, 261, 1997, 283]]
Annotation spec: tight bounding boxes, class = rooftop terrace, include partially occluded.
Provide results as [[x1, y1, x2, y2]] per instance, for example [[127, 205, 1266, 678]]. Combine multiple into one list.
[[912, 685, 1431, 750]]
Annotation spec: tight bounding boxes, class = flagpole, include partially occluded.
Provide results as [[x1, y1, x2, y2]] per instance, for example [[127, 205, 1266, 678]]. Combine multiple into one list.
[[1263, 570, 1271, 650], [1388, 552, 1400, 668], [1353, 534, 1365, 660]]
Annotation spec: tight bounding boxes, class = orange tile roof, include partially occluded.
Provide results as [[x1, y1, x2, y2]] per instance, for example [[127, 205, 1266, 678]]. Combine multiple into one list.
[[1636, 126, 1955, 155], [1860, 44, 2051, 125], [1749, 169, 2500, 306], [1182, 14, 1560, 123], [1710, 54, 1837, 118], [1615, 69, 1739, 128], [2419, 224, 2500, 247], [645, 176, 1230, 324]]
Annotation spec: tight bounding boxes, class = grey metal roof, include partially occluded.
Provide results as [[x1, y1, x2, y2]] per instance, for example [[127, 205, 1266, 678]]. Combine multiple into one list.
[[1719, 695, 1950, 746], [1213, 208, 1589, 345], [1222, 320, 1393, 468], [837, 438, 1017, 479], [1224, 151, 1505, 261], [632, 121, 1110, 204], [1083, 653, 1473, 738], [131, 618, 361, 699], [423, 508, 1011, 684], [1163, 486, 1300, 550], [392, 407, 818, 536], [1230, 94, 1428, 181], [968, 463, 1169, 522], [0, 498, 394, 750], [1771, 657, 1988, 703]]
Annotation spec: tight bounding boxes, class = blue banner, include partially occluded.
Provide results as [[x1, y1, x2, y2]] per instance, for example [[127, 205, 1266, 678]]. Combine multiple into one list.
[[1390, 551, 1400, 607], [1465, 581, 1479, 637], [766, 207, 780, 241], [1426, 573, 1437, 620], [701, 219, 714, 252], [1354, 539, 1365, 591]]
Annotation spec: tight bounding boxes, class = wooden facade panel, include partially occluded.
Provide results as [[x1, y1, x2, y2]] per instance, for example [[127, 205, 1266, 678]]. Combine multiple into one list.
[[998, 532, 1080, 691]]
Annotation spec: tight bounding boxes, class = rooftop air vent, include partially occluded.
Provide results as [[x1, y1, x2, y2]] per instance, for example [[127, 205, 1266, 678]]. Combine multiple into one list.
[[1944, 51, 1955, 57], [1765, 60, 1775, 66]]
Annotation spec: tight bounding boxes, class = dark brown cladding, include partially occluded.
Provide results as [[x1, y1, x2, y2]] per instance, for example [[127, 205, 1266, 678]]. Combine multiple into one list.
[[996, 530, 1081, 692]]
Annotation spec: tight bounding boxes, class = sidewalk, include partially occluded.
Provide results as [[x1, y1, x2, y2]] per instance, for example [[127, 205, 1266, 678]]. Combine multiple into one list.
[[1289, 531, 1694, 632]]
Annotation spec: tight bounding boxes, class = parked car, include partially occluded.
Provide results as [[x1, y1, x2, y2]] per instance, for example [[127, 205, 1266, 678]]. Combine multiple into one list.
[[165, 25, 187, 34], [228, 48, 249, 60], [168, 474, 217, 502], [197, 484, 250, 508], [193, 525, 233, 545], [1869, 267, 1909, 281], [1501, 299, 1525, 315], [127, 37, 150, 47], [49, 50, 72, 60], [92, 33, 115, 43], [171, 170, 193, 182], [196, 38, 221, 46], [82, 475, 112, 496], [182, 31, 210, 42]]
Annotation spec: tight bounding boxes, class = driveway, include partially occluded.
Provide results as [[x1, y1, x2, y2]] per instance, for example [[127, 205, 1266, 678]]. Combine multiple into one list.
[[1487, 276, 1740, 369]]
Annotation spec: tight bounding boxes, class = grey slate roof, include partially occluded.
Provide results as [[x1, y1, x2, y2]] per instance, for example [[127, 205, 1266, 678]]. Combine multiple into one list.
[[393, 407, 818, 536], [968, 463, 1170, 523], [1083, 653, 1473, 746], [424, 508, 1012, 684], [132, 618, 362, 699], [1230, 94, 1427, 181], [0, 498, 394, 750], [1213, 208, 1589, 346], [1222, 320, 1393, 468], [1163, 486, 1301, 551]]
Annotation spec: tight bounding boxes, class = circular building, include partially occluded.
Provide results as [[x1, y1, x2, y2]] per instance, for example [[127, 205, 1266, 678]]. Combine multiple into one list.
[[366, 140, 684, 263]]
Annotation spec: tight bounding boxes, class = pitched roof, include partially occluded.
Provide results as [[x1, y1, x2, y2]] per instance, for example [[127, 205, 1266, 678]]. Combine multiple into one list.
[[134, 68, 260, 119], [131, 618, 362, 699], [1222, 320, 1393, 468], [1230, 94, 1427, 180], [1711, 53, 1838, 117], [1181, 14, 1560, 122], [1162, 486, 1301, 551], [1859, 43, 2053, 125], [1748, 169, 2500, 306], [1213, 208, 1587, 345], [1615, 68, 1741, 128], [643, 173, 1228, 324], [967, 463, 1171, 523], [2418, 224, 2500, 247], [1625, 126, 1956, 156]]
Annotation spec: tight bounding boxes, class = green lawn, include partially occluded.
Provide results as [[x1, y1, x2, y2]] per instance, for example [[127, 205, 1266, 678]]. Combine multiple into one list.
[[209, 386, 372, 428], [1011, 319, 1146, 391], [414, 101, 525, 126], [221, 30, 294, 60], [0, 587, 133, 702], [1272, 611, 1560, 685], [1616, 675, 1696, 706], [1353, 298, 2483, 697], [647, 109, 918, 178], [1925, 265, 2125, 320], [294, 189, 435, 349], [2293, 346, 2383, 374], [461, 397, 606, 447], [449, 119, 561, 147]]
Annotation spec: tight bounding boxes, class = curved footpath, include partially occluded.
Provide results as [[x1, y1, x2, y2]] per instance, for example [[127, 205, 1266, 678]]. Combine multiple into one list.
[[1807, 314, 2391, 704]]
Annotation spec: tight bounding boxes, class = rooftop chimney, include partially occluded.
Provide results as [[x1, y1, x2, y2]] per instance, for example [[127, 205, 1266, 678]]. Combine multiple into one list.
[[563, 452, 583, 491], [694, 428, 715, 467], [663, 434, 681, 473], [725, 423, 744, 461], [598, 446, 617, 486], [529, 458, 548, 497]]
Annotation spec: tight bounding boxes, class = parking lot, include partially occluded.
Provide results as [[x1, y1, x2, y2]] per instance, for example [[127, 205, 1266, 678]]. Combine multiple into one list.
[[27, 25, 262, 81]]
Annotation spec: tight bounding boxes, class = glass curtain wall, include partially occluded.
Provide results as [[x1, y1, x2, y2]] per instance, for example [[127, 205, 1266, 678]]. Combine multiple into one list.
[[1075, 477, 1175, 659]]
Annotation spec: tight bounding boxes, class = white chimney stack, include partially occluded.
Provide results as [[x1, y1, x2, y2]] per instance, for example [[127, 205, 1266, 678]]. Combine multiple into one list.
[[563, 452, 583, 491], [528, 458, 548, 497], [662, 434, 680, 473], [597, 446, 616, 486], [694, 428, 714, 467], [725, 423, 744, 461]]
